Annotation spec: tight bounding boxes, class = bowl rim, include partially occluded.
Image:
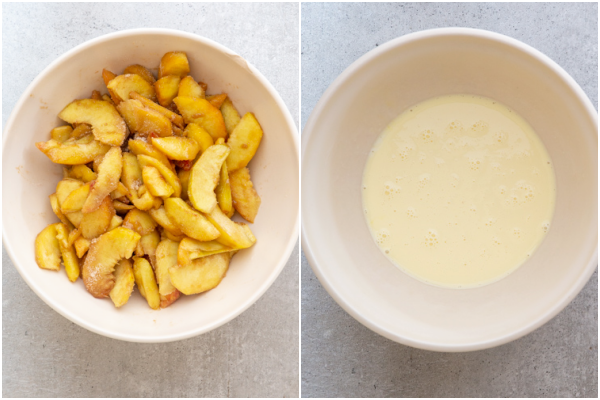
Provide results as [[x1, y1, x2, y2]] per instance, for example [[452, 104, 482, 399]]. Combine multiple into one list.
[[3, 28, 299, 343], [301, 27, 598, 352]]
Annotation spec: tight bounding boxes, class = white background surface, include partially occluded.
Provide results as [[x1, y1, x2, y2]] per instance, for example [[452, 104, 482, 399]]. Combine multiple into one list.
[[301, 3, 597, 397], [2, 3, 299, 397]]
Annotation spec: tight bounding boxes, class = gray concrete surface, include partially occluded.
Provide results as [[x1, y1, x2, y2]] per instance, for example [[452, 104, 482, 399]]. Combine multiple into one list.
[[3, 3, 299, 398], [301, 3, 597, 398]]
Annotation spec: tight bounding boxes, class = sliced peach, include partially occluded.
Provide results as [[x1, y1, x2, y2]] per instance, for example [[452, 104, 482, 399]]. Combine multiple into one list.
[[51, 126, 73, 143], [216, 158, 234, 218], [113, 200, 135, 213], [58, 99, 128, 146], [188, 144, 230, 213], [142, 166, 174, 197], [107, 74, 156, 104], [49, 193, 74, 229], [168, 252, 231, 295], [74, 236, 91, 258], [137, 154, 181, 197], [220, 98, 241, 134], [82, 227, 140, 298], [35, 223, 61, 271], [109, 259, 135, 308], [164, 197, 219, 241], [91, 90, 102, 100], [36, 138, 111, 165], [82, 147, 122, 213], [151, 136, 200, 160], [226, 112, 263, 171], [178, 76, 204, 98], [61, 182, 91, 213], [102, 69, 117, 87], [110, 181, 130, 200], [121, 152, 156, 211], [70, 123, 92, 139], [178, 169, 191, 201], [184, 123, 214, 155], [128, 139, 174, 171], [129, 91, 184, 128], [159, 51, 190, 79], [80, 196, 115, 239], [155, 239, 181, 307], [68, 164, 97, 182], [108, 215, 124, 231], [122, 208, 157, 235], [173, 97, 227, 140], [148, 206, 183, 236], [178, 237, 233, 266], [205, 205, 256, 249], [132, 256, 160, 310], [229, 167, 261, 223], [206, 93, 228, 109], [117, 99, 172, 137], [55, 223, 80, 282], [155, 75, 181, 107], [123, 64, 156, 84]]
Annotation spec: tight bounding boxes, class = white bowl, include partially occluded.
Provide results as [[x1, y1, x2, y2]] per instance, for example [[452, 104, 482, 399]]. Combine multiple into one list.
[[302, 28, 597, 352], [3, 29, 299, 342]]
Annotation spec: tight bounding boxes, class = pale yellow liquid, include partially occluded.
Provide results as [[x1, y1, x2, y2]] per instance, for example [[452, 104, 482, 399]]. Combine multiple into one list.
[[362, 94, 556, 288]]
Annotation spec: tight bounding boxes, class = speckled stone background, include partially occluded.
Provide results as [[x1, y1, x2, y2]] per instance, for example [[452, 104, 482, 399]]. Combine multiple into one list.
[[301, 3, 597, 398], [2, 3, 299, 398]]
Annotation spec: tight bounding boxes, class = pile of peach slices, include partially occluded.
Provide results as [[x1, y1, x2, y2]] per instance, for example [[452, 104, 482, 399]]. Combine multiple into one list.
[[34, 51, 263, 310]]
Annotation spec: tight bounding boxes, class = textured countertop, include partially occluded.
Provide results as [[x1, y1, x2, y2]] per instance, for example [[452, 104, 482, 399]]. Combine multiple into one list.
[[301, 3, 597, 398], [2, 3, 299, 397]]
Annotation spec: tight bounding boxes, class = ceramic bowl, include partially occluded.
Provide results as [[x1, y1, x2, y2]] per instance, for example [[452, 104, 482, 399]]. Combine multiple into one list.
[[3, 28, 299, 342], [302, 28, 597, 351]]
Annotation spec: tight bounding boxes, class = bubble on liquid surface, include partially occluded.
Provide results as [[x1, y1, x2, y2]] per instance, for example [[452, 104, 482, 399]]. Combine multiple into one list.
[[444, 138, 457, 152], [491, 162, 501, 171], [513, 227, 522, 239], [466, 154, 484, 171], [507, 180, 535, 205], [484, 217, 496, 227], [417, 173, 431, 188], [492, 130, 508, 144], [493, 237, 502, 245], [542, 221, 550, 233], [418, 152, 427, 164], [435, 157, 445, 167], [375, 229, 391, 246], [498, 185, 507, 195], [471, 120, 489, 135], [420, 129, 435, 143], [445, 120, 464, 135], [396, 141, 415, 161], [469, 204, 477, 212], [383, 181, 402, 197], [406, 207, 417, 218], [424, 229, 439, 247]]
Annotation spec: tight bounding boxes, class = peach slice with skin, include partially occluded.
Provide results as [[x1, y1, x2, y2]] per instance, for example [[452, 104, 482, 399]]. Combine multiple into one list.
[[220, 98, 241, 135], [184, 123, 214, 155], [164, 197, 220, 241], [173, 96, 227, 140], [123, 64, 156, 84], [107, 74, 156, 104], [80, 195, 115, 240], [61, 182, 91, 213], [205, 205, 256, 249], [155, 239, 181, 308], [36, 138, 111, 165], [137, 154, 181, 198], [82, 227, 141, 298], [82, 146, 123, 213], [206, 93, 228, 109], [49, 193, 74, 230], [188, 144, 230, 213], [216, 157, 234, 218], [55, 223, 80, 282], [68, 164, 97, 182], [159, 51, 190, 79], [229, 167, 261, 223], [142, 166, 174, 197], [177, 237, 233, 266], [151, 136, 200, 161], [117, 99, 173, 138], [226, 112, 263, 171], [35, 223, 62, 271], [129, 91, 184, 128], [148, 206, 183, 236], [178, 76, 204, 98], [168, 252, 232, 295], [155, 75, 181, 107], [121, 152, 156, 211], [58, 99, 128, 146], [132, 256, 160, 310], [109, 259, 135, 308], [122, 209, 157, 236]]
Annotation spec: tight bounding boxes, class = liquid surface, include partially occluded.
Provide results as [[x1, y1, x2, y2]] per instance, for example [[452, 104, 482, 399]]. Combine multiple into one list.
[[362, 94, 556, 288]]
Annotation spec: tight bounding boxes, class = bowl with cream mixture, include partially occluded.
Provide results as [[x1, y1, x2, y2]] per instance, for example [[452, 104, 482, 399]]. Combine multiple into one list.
[[302, 28, 597, 351]]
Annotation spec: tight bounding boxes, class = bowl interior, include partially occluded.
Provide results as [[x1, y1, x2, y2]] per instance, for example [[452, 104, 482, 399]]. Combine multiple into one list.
[[302, 30, 597, 351], [3, 30, 299, 342]]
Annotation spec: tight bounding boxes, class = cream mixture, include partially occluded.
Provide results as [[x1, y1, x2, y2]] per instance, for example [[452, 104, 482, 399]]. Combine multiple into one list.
[[362, 94, 556, 288]]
